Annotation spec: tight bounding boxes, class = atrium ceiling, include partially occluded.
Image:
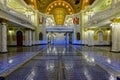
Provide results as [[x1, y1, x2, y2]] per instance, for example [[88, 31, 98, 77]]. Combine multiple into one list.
[[24, 0, 95, 25]]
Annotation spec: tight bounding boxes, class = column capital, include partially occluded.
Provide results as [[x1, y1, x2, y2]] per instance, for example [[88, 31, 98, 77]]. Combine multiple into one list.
[[25, 28, 32, 31], [0, 18, 7, 24]]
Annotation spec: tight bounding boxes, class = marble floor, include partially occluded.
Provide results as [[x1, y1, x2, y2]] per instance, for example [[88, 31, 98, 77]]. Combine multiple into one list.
[[4, 45, 120, 80], [0, 46, 47, 77]]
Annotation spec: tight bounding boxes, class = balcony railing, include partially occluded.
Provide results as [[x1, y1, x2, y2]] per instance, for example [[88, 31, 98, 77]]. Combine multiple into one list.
[[85, 1, 120, 26], [0, 0, 36, 27], [46, 27, 74, 32]]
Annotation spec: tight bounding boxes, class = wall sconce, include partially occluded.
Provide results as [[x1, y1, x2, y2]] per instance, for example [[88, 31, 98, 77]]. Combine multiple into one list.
[[9, 30, 13, 35], [107, 30, 110, 34]]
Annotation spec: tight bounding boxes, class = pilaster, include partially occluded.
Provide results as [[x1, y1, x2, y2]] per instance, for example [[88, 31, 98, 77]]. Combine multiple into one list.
[[0, 20, 7, 53], [87, 30, 94, 46], [25, 29, 32, 46]]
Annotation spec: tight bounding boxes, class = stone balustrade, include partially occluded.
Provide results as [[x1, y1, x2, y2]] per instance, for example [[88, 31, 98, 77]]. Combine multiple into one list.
[[85, 1, 120, 27], [0, 1, 36, 29]]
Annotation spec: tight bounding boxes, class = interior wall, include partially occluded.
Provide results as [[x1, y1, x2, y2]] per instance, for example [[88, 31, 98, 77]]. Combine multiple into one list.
[[7, 27, 26, 46], [84, 27, 111, 46]]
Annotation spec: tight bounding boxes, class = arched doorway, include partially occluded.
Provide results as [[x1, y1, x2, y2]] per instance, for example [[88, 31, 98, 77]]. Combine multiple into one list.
[[77, 32, 80, 40], [16, 31, 23, 46], [39, 32, 43, 40], [98, 31, 103, 42]]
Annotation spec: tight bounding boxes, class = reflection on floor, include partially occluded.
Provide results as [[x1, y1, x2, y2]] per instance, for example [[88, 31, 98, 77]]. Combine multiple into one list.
[[74, 46, 120, 77], [5, 45, 118, 80], [0, 46, 46, 76]]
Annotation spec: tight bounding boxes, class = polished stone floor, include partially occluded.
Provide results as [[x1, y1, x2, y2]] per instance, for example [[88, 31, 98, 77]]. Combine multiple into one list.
[[0, 46, 46, 76], [5, 45, 117, 80]]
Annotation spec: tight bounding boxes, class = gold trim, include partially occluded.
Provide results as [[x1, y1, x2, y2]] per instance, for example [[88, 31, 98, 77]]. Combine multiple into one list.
[[46, 1, 74, 14]]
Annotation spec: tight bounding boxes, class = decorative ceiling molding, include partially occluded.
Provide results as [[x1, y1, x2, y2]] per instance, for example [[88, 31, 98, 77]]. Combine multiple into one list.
[[46, 1, 74, 15]]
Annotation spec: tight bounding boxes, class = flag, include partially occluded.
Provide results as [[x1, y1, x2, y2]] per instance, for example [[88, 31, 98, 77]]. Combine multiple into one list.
[[73, 17, 79, 24]]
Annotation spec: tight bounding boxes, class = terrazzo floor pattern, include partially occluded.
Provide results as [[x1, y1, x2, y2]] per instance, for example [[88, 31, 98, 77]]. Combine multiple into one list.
[[6, 45, 112, 80]]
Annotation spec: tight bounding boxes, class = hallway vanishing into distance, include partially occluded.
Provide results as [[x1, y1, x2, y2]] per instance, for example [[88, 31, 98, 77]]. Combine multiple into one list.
[[5, 45, 118, 80], [1, 0, 120, 80]]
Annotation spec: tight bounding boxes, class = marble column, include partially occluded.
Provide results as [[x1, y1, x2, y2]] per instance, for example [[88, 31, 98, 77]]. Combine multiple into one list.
[[84, 30, 88, 45], [25, 29, 32, 46], [0, 22, 7, 53], [50, 32, 53, 44], [43, 24, 47, 44], [87, 30, 94, 46], [107, 30, 110, 45], [111, 23, 120, 52], [72, 27, 77, 44], [32, 31, 35, 45], [66, 33, 69, 44], [112, 0, 117, 8]]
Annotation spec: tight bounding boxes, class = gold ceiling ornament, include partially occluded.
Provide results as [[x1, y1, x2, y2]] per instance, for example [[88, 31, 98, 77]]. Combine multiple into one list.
[[46, 1, 74, 25], [31, 0, 33, 2], [111, 18, 120, 23], [24, 0, 38, 10], [25, 0, 95, 13], [46, 1, 74, 15]]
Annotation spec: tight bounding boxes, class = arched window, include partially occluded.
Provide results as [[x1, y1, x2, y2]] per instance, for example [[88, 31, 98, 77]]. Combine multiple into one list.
[[39, 32, 43, 40], [77, 32, 80, 40], [98, 31, 103, 42]]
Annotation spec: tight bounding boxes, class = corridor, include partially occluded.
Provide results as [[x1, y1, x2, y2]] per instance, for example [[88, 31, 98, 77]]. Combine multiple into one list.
[[6, 45, 113, 80], [1, 0, 120, 80]]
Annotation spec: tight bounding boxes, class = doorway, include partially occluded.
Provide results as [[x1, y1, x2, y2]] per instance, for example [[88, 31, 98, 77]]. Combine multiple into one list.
[[98, 31, 103, 43], [39, 32, 43, 40], [16, 31, 23, 46], [77, 32, 80, 40]]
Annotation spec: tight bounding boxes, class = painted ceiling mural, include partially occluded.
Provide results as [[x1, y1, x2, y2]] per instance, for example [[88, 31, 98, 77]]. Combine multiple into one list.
[[24, 0, 95, 25]]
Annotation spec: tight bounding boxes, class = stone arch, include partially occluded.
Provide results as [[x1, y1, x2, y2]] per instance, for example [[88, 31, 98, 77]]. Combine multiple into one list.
[[39, 32, 43, 40], [97, 31, 104, 42], [95, 30, 105, 35]]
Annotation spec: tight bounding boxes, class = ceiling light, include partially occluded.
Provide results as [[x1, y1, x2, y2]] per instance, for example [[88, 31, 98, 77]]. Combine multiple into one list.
[[86, 0, 88, 2], [62, 3, 65, 6], [66, 5, 68, 8], [51, 5, 53, 8], [58, 2, 61, 5], [48, 8, 51, 11], [31, 0, 33, 2], [68, 8, 71, 11], [54, 3, 57, 6], [70, 12, 72, 14], [47, 12, 49, 14]]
